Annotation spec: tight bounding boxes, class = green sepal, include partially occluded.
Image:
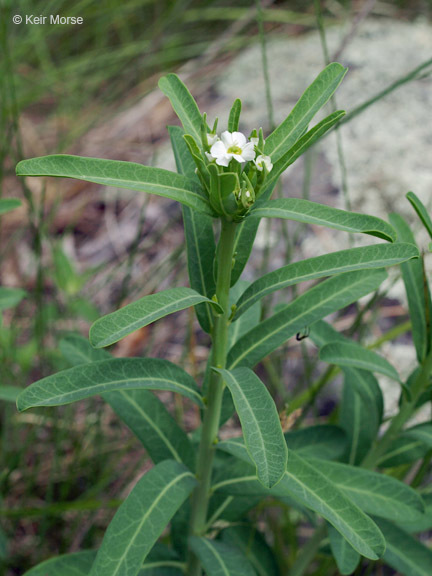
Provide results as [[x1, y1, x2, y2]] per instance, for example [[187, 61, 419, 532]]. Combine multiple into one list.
[[228, 99, 242, 132]]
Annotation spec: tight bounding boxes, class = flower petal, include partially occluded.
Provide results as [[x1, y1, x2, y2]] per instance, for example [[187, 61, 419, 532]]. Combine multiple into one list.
[[221, 131, 234, 148], [232, 131, 246, 146], [241, 142, 256, 161], [210, 140, 228, 158], [216, 156, 230, 167]]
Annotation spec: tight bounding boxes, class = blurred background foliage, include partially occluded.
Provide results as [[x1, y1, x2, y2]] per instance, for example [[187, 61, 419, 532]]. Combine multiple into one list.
[[1, 0, 432, 574]]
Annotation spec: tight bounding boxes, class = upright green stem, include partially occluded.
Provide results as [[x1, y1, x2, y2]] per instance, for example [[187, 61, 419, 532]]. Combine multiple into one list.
[[187, 218, 237, 576]]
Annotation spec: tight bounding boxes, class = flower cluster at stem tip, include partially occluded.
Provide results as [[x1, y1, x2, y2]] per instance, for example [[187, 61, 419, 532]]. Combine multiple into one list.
[[184, 112, 273, 221]]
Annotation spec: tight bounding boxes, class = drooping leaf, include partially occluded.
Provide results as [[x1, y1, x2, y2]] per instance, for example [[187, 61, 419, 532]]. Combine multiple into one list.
[[285, 425, 347, 461], [0, 198, 21, 215], [251, 198, 396, 242], [266, 110, 345, 187], [309, 458, 424, 523], [407, 191, 432, 241], [16, 155, 213, 216], [265, 63, 347, 163], [0, 287, 27, 311], [221, 525, 279, 576], [234, 243, 418, 319], [59, 333, 110, 366], [104, 389, 195, 469], [228, 99, 242, 133], [378, 435, 428, 468], [389, 213, 430, 362], [228, 269, 387, 369], [89, 461, 196, 576], [22, 550, 97, 575], [89, 287, 222, 348], [327, 524, 360, 576], [216, 368, 287, 488], [16, 358, 203, 411], [320, 341, 400, 382], [169, 125, 216, 334], [212, 451, 385, 560], [158, 74, 203, 144], [189, 537, 256, 576], [375, 518, 432, 576]]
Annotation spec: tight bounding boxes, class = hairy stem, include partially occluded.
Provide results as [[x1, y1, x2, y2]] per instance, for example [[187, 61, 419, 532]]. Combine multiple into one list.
[[187, 218, 237, 575]]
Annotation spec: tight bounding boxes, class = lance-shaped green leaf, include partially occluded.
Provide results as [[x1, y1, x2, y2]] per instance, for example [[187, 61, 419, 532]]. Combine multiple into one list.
[[16, 358, 203, 411], [141, 542, 184, 575], [228, 281, 261, 348], [320, 341, 400, 382], [60, 333, 110, 365], [228, 99, 242, 133], [308, 458, 424, 523], [402, 422, 432, 447], [0, 287, 27, 311], [169, 126, 216, 334], [89, 287, 222, 348], [251, 198, 396, 242], [375, 518, 432, 576], [215, 368, 287, 488], [267, 110, 345, 187], [327, 524, 360, 576], [0, 198, 21, 215], [158, 74, 203, 144], [208, 164, 239, 217], [220, 525, 279, 576], [378, 435, 428, 468], [0, 386, 21, 403], [265, 62, 347, 162], [183, 134, 210, 190], [228, 268, 386, 369], [390, 213, 430, 362], [407, 191, 432, 240], [16, 155, 213, 216], [398, 493, 432, 534], [230, 216, 262, 287], [234, 243, 418, 319], [285, 425, 347, 461], [189, 537, 256, 576], [212, 451, 385, 560], [104, 389, 195, 469], [23, 550, 97, 576], [89, 460, 196, 576]]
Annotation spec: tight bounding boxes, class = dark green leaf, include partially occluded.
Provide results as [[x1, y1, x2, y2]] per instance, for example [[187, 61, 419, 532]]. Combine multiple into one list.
[[104, 390, 195, 469], [375, 518, 432, 576], [267, 110, 345, 187], [189, 537, 256, 576], [221, 525, 279, 576], [89, 461, 196, 576], [216, 368, 287, 487], [251, 198, 396, 242], [158, 74, 203, 144], [320, 341, 400, 382], [228, 99, 242, 133], [228, 269, 387, 369], [89, 287, 221, 348], [310, 458, 424, 523], [407, 191, 432, 241], [389, 213, 430, 362], [60, 333, 110, 366], [265, 63, 347, 163], [285, 425, 347, 461], [169, 125, 216, 334], [16, 358, 203, 411], [16, 155, 213, 215], [235, 243, 417, 319], [327, 524, 360, 576], [23, 550, 97, 575]]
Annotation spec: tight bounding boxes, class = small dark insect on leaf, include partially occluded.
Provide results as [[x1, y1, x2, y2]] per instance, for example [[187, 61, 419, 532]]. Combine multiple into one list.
[[296, 326, 310, 341]]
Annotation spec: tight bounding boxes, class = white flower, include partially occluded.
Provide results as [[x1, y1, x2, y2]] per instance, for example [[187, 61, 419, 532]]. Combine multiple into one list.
[[206, 133, 219, 147], [250, 137, 259, 146], [209, 131, 256, 167], [255, 154, 273, 173]]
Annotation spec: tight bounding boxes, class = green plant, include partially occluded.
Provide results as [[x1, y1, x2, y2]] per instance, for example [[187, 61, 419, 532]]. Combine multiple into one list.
[[14, 65, 431, 575]]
